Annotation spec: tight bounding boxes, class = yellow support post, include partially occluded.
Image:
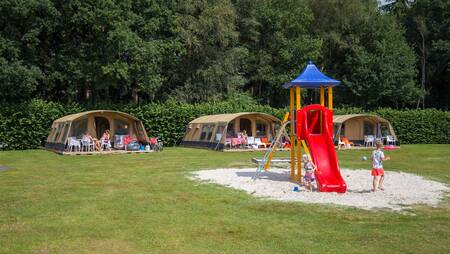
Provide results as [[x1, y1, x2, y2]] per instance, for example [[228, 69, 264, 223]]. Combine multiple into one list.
[[328, 87, 333, 110], [320, 86, 325, 133], [289, 88, 295, 181], [295, 86, 302, 183], [320, 86, 325, 106]]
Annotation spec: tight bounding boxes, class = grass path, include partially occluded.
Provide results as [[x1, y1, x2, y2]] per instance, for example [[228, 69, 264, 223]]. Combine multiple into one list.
[[0, 145, 449, 253]]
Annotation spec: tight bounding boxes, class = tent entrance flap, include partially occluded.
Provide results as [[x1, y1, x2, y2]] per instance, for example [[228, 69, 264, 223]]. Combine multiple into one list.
[[95, 117, 110, 138]]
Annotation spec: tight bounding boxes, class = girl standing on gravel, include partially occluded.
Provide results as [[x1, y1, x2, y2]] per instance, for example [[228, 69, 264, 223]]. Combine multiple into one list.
[[371, 142, 390, 192], [302, 154, 317, 191]]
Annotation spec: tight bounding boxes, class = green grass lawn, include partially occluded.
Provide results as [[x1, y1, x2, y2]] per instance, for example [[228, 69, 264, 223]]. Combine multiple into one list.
[[0, 145, 449, 253]]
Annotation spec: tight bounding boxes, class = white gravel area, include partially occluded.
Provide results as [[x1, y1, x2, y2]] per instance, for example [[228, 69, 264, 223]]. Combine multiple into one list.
[[191, 168, 449, 211]]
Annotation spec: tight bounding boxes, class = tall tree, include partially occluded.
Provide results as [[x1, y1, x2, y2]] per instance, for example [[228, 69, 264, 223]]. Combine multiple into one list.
[[391, 0, 450, 109], [307, 0, 421, 108], [0, 0, 55, 102], [236, 0, 321, 106], [343, 14, 421, 108], [171, 0, 248, 103]]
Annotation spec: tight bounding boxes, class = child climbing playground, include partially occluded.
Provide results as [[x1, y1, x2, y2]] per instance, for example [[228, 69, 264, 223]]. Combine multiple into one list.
[[372, 141, 391, 192]]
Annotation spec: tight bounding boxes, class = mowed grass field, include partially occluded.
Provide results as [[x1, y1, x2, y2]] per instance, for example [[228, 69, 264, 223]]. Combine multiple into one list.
[[0, 145, 449, 253]]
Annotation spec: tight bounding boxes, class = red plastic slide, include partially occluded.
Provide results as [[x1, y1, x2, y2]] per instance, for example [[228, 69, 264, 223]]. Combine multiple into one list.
[[297, 104, 347, 193]]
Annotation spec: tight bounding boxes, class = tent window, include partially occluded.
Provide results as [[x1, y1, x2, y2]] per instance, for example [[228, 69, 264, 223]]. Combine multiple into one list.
[[215, 124, 226, 141], [135, 122, 145, 139], [333, 124, 341, 139], [200, 124, 212, 141], [192, 125, 200, 140], [227, 122, 235, 137], [256, 120, 267, 137], [380, 123, 390, 137], [71, 118, 88, 138], [207, 124, 216, 141], [54, 124, 64, 142], [333, 124, 338, 134], [60, 124, 69, 142], [363, 121, 375, 136], [115, 119, 129, 135]]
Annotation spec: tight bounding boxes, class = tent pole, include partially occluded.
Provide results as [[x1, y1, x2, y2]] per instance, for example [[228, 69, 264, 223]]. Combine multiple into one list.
[[296, 86, 302, 183], [289, 87, 295, 181]]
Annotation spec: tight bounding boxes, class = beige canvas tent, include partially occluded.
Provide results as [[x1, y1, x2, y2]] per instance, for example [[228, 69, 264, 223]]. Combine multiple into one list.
[[333, 114, 397, 144], [45, 110, 149, 152], [181, 112, 281, 150]]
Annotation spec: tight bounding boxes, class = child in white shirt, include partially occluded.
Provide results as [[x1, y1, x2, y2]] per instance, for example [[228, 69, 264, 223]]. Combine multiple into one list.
[[371, 142, 390, 192]]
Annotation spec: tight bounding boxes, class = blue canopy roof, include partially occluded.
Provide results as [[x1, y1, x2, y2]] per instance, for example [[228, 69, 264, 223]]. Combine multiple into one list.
[[283, 61, 340, 89]]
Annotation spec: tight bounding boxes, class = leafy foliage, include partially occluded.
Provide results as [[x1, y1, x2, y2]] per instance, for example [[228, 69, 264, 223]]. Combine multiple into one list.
[[342, 14, 421, 108], [389, 0, 450, 108], [1, 0, 446, 109]]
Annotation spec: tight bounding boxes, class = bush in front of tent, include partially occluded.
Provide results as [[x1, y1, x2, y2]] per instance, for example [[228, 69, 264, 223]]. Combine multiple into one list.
[[374, 108, 450, 144], [0, 100, 82, 150]]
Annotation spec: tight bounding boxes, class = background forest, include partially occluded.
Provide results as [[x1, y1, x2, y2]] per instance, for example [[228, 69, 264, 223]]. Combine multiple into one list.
[[0, 0, 448, 109]]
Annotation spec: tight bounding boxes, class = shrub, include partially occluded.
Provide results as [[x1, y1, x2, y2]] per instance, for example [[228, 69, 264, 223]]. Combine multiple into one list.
[[0, 100, 82, 150], [374, 108, 450, 144]]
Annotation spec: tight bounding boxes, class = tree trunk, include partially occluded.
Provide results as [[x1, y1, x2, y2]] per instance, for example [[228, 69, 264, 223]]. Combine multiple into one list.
[[85, 82, 92, 103], [421, 35, 426, 109], [132, 87, 139, 103]]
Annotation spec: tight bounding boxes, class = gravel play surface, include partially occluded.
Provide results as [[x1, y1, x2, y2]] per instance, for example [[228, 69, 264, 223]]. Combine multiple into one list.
[[192, 168, 449, 211]]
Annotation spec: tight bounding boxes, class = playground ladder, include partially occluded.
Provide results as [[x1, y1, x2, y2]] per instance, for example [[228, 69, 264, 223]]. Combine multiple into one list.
[[253, 113, 291, 179], [253, 113, 312, 180]]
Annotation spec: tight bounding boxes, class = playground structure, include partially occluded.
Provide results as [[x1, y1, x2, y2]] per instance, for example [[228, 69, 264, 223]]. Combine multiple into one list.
[[255, 61, 347, 193]]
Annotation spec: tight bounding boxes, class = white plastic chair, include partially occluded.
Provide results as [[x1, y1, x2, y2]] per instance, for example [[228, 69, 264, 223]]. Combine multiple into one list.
[[101, 139, 111, 151], [245, 136, 257, 149], [67, 137, 81, 152], [224, 138, 232, 149], [386, 135, 396, 145], [364, 135, 375, 147], [81, 138, 94, 152]]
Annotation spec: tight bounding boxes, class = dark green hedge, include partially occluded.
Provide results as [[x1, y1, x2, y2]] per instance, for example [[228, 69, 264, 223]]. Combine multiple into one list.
[[0, 99, 448, 150], [0, 100, 83, 150]]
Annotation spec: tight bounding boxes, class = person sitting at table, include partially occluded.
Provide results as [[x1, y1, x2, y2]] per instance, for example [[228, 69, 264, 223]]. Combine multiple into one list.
[[242, 130, 249, 146], [100, 129, 111, 151], [81, 131, 96, 151], [83, 132, 101, 151], [82, 131, 92, 141]]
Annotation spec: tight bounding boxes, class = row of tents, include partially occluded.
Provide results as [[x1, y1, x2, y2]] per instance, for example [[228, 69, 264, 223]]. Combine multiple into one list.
[[45, 110, 397, 152]]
